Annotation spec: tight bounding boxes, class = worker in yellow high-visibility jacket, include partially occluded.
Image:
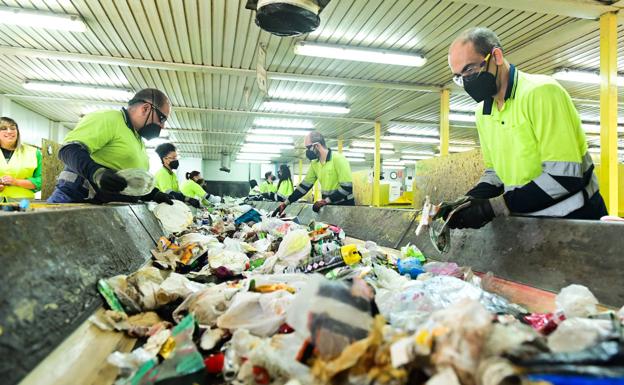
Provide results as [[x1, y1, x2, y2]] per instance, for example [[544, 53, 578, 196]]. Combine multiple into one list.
[[0, 117, 42, 201]]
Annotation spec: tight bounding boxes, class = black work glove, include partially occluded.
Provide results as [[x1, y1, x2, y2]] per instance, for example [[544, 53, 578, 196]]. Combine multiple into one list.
[[273, 202, 287, 217], [186, 197, 201, 208], [312, 199, 328, 213], [446, 196, 509, 229], [153, 191, 173, 205], [93, 168, 127, 193], [168, 191, 186, 201]]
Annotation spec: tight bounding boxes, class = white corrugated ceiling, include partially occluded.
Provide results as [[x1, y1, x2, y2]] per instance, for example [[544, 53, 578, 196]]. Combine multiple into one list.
[[0, 0, 621, 162]]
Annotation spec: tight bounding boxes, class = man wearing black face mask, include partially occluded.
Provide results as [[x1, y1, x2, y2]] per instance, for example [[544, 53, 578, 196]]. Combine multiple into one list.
[[445, 27, 607, 229], [277, 131, 354, 215], [48, 88, 173, 205]]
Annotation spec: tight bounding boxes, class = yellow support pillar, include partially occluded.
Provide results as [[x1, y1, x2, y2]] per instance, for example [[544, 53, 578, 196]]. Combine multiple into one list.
[[440, 89, 450, 156], [372, 121, 382, 207], [338, 137, 343, 153], [298, 158, 303, 184], [600, 12, 619, 216]]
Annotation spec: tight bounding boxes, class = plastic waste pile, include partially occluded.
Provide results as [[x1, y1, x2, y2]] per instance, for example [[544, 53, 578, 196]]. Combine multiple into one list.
[[93, 201, 624, 385]]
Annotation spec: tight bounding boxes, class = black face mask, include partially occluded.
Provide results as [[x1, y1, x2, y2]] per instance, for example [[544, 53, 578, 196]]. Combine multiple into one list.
[[464, 66, 498, 103], [169, 160, 179, 170], [306, 148, 318, 161], [197, 178, 204, 185], [138, 106, 162, 140]]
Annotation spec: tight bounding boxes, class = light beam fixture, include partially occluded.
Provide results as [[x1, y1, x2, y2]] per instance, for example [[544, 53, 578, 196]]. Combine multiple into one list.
[[0, 6, 87, 32], [23, 80, 133, 100], [294, 41, 427, 67]]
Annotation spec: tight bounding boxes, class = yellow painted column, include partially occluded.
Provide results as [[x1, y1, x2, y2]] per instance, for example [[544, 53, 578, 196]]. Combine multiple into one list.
[[298, 158, 303, 184], [338, 137, 343, 153], [440, 88, 450, 156], [600, 12, 619, 216], [372, 121, 381, 207]]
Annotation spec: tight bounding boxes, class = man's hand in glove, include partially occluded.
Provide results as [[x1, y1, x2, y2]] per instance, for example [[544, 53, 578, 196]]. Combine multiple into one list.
[[153, 191, 173, 205], [446, 196, 509, 229], [312, 199, 328, 213], [93, 168, 127, 193], [186, 197, 201, 208]]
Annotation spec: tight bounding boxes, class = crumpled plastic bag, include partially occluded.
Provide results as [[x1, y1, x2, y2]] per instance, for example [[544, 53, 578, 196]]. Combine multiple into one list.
[[155, 272, 205, 305], [424, 262, 462, 278], [288, 275, 374, 361], [105, 266, 165, 313], [173, 282, 241, 326], [208, 249, 249, 274], [556, 284, 599, 318], [430, 299, 494, 385], [178, 232, 221, 251], [376, 276, 522, 331], [548, 318, 614, 353], [371, 264, 409, 291], [256, 229, 311, 274], [217, 290, 294, 337]]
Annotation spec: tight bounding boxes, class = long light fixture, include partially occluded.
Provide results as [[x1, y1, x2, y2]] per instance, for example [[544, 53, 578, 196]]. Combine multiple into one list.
[[239, 146, 282, 154], [246, 134, 293, 144], [383, 135, 440, 144], [351, 140, 394, 149], [449, 112, 476, 123], [241, 143, 294, 151], [253, 118, 314, 129], [262, 100, 350, 114], [237, 159, 271, 164], [340, 151, 365, 158], [237, 153, 278, 160], [552, 68, 624, 86], [582, 123, 624, 134], [401, 154, 432, 160], [0, 6, 87, 32], [402, 149, 436, 155], [345, 157, 365, 163], [294, 41, 427, 67], [23, 80, 133, 99], [448, 146, 475, 153], [349, 147, 394, 155], [269, 89, 347, 103], [249, 128, 311, 136]]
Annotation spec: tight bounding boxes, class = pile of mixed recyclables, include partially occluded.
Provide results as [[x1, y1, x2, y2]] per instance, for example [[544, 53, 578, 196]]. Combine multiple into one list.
[[91, 201, 624, 385]]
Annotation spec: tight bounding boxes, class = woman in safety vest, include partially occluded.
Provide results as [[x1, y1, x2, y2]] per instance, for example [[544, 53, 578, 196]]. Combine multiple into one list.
[[275, 164, 294, 202], [0, 117, 42, 201]]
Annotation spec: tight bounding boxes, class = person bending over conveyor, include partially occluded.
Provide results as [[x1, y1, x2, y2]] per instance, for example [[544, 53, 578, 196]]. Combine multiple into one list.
[[277, 131, 353, 214], [275, 164, 294, 202], [154, 142, 200, 208], [48, 88, 173, 205], [181, 170, 220, 206], [0, 117, 42, 201], [444, 27, 607, 229], [248, 179, 261, 196]]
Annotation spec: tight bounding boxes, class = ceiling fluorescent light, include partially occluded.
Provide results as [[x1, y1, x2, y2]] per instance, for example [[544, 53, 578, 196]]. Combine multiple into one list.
[[249, 128, 311, 136], [253, 118, 314, 129], [447, 146, 475, 153], [401, 154, 432, 160], [341, 151, 365, 158], [0, 6, 87, 32], [402, 149, 435, 155], [237, 159, 271, 164], [449, 112, 476, 123], [351, 140, 394, 149], [345, 157, 365, 163], [553, 68, 624, 87], [349, 147, 394, 155], [239, 147, 282, 154], [246, 135, 293, 144], [582, 123, 624, 134], [23, 80, 133, 99], [294, 41, 427, 67], [262, 100, 350, 114], [241, 143, 294, 151], [383, 135, 440, 144], [237, 153, 278, 160]]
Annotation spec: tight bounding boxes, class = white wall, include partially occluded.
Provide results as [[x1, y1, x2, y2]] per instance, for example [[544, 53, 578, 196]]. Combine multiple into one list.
[[0, 96, 67, 147]]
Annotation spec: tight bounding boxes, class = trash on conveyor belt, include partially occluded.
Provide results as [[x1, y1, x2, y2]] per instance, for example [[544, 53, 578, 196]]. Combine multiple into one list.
[[91, 198, 624, 385]]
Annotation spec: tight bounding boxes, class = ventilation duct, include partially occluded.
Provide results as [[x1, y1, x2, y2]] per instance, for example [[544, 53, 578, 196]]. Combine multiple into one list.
[[220, 152, 231, 173]]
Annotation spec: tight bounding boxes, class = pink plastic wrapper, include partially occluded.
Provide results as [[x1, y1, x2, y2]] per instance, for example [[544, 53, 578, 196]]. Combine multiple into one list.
[[523, 312, 565, 335], [424, 262, 463, 278]]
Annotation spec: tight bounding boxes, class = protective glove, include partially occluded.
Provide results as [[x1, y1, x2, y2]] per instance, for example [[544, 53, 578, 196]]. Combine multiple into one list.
[[446, 196, 509, 229], [312, 199, 328, 213], [93, 168, 127, 193], [152, 191, 173, 205], [168, 191, 186, 201], [186, 197, 201, 208], [274, 202, 287, 217]]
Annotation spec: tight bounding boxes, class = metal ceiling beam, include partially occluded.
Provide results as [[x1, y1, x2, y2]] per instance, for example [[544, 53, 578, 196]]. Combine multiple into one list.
[[0, 46, 440, 93], [443, 0, 617, 20]]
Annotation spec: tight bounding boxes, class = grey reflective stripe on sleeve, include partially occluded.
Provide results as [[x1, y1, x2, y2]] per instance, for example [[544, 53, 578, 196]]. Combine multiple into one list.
[[322, 189, 338, 196], [527, 191, 585, 217], [542, 160, 582, 177], [338, 187, 350, 196], [533, 172, 570, 200], [339, 182, 353, 188], [479, 169, 503, 186], [58, 170, 79, 183]]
